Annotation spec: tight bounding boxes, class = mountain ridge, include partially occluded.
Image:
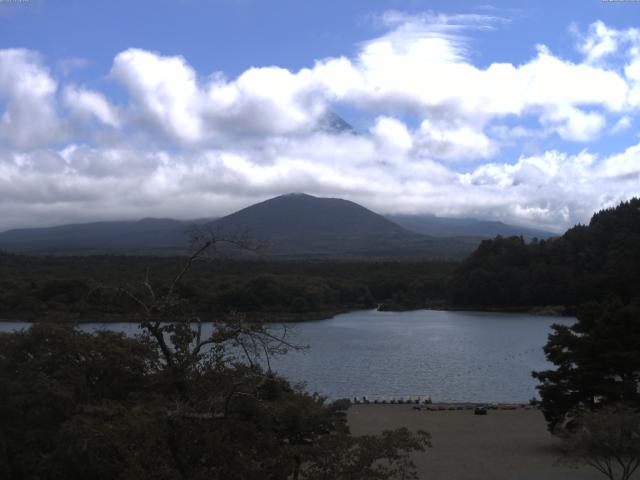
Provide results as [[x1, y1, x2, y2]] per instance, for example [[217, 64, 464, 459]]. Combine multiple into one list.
[[387, 213, 555, 239], [0, 193, 552, 257]]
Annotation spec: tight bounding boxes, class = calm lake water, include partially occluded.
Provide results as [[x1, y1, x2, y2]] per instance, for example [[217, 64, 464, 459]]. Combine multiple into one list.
[[0, 309, 574, 403]]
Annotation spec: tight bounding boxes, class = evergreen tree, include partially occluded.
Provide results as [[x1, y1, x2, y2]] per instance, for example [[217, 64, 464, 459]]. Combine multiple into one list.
[[533, 302, 640, 432]]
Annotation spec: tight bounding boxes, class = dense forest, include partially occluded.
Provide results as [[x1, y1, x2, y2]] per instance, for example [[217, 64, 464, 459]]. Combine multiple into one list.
[[450, 198, 640, 310], [0, 255, 455, 321]]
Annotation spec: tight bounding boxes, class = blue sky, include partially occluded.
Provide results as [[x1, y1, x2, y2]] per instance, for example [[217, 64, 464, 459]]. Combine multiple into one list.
[[0, 0, 639, 231], [2, 1, 637, 72]]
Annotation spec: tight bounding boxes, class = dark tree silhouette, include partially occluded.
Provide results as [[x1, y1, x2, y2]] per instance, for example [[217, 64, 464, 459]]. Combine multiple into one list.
[[0, 233, 431, 480], [533, 301, 640, 432], [450, 198, 640, 309]]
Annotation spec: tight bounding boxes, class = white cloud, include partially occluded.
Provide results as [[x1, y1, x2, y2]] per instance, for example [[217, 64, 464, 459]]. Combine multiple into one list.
[[574, 21, 621, 64], [414, 119, 496, 160], [111, 49, 204, 143], [0, 49, 65, 148], [1, 16, 640, 231], [102, 17, 632, 148], [518, 47, 627, 112], [63, 86, 120, 127], [310, 20, 629, 144], [601, 142, 640, 179], [110, 48, 328, 144], [625, 58, 640, 107], [458, 147, 640, 230], [1, 133, 638, 233], [370, 116, 413, 159], [540, 106, 606, 142], [611, 115, 632, 134]]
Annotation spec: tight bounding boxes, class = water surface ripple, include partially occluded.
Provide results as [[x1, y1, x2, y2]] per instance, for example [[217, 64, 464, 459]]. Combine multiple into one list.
[[0, 309, 574, 403]]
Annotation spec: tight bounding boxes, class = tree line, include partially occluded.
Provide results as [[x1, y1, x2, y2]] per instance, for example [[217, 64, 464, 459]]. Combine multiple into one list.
[[0, 255, 455, 321], [450, 198, 640, 309]]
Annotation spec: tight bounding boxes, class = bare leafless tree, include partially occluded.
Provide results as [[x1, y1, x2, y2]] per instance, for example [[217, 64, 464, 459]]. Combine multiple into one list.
[[89, 228, 303, 372]]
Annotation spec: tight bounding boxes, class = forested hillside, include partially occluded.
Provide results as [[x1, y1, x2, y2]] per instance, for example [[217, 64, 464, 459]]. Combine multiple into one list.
[[0, 255, 454, 321], [450, 198, 640, 309]]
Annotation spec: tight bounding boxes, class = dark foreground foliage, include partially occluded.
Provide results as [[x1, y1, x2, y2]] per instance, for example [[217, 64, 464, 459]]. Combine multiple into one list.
[[0, 322, 430, 480], [533, 301, 640, 432], [561, 405, 640, 480]]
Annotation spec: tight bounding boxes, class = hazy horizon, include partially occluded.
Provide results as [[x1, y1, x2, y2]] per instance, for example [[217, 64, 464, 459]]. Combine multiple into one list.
[[0, 192, 566, 235]]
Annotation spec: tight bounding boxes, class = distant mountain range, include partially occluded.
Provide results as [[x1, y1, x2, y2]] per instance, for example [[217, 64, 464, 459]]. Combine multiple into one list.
[[386, 214, 554, 240], [0, 193, 554, 257], [0, 218, 200, 253]]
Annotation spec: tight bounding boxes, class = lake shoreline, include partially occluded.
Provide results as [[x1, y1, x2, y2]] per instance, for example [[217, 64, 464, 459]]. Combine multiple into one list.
[[420, 303, 575, 317], [1, 309, 572, 402], [0, 308, 353, 324], [0, 304, 574, 323]]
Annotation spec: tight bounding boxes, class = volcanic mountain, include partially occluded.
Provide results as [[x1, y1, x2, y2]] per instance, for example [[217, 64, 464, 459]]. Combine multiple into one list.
[[213, 193, 406, 238], [0, 194, 517, 257], [206, 193, 472, 257]]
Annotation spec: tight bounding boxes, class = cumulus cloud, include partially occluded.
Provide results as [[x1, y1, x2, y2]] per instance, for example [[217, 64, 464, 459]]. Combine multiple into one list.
[[459, 149, 638, 230], [1, 133, 638, 233], [103, 16, 631, 149], [574, 21, 622, 64], [601, 142, 640, 180], [0, 49, 65, 148], [414, 119, 496, 160], [573, 20, 640, 64], [63, 86, 120, 127], [110, 48, 328, 144], [1, 15, 640, 231], [370, 116, 413, 160], [110, 49, 204, 143]]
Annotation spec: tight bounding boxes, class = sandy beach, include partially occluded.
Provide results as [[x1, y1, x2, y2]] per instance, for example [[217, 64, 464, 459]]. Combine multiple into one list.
[[348, 405, 603, 480]]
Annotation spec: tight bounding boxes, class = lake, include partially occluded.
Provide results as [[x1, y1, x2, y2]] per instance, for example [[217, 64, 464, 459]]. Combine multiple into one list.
[[0, 309, 574, 403]]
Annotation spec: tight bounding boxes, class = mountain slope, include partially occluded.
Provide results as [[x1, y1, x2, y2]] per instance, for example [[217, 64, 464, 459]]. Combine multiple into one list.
[[0, 218, 202, 253], [209, 193, 472, 256], [213, 193, 408, 239], [387, 214, 555, 239], [0, 194, 479, 258]]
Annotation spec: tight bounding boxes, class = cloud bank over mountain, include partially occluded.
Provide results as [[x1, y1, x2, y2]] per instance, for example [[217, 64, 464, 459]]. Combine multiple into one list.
[[1, 12, 639, 231]]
